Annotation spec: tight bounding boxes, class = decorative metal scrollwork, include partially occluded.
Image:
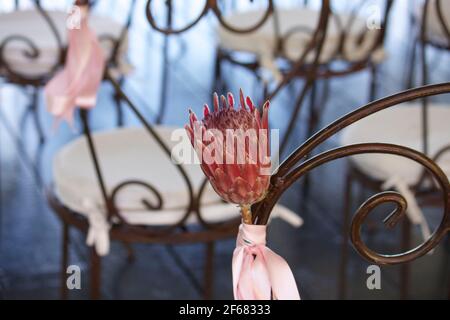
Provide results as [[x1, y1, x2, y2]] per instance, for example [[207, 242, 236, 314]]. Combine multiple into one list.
[[252, 82, 450, 265], [145, 0, 274, 35]]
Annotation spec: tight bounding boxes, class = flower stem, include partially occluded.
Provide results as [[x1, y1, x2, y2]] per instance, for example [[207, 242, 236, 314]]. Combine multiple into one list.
[[241, 205, 252, 225]]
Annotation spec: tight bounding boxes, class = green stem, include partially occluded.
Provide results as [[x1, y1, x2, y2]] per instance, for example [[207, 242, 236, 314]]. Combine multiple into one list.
[[241, 205, 252, 225]]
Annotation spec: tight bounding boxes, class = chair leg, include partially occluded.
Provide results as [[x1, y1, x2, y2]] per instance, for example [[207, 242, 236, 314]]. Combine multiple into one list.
[[400, 217, 411, 300], [261, 79, 269, 103], [90, 247, 101, 300], [368, 64, 378, 102], [30, 87, 45, 145], [114, 77, 125, 127], [61, 223, 70, 300], [203, 242, 215, 300], [338, 170, 353, 300], [446, 235, 450, 300], [156, 34, 170, 125]]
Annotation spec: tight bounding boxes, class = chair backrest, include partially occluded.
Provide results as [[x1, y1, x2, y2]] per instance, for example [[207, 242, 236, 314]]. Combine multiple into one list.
[[13, 0, 96, 10], [77, 1, 282, 236], [94, 0, 137, 69], [80, 71, 242, 236], [270, 0, 394, 68], [422, 0, 450, 48]]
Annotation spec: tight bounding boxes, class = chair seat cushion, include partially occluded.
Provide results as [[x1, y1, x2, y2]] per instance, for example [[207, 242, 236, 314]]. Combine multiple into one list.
[[218, 8, 384, 65], [340, 103, 450, 185], [0, 10, 129, 78], [53, 126, 229, 222]]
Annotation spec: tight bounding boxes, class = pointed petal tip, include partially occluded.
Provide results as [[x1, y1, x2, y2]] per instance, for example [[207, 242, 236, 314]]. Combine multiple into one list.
[[189, 109, 199, 128], [261, 102, 269, 130], [227, 92, 235, 109], [213, 93, 219, 112], [239, 88, 244, 99]]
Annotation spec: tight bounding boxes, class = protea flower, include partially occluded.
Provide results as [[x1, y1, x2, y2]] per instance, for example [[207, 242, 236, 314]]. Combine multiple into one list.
[[185, 90, 271, 224]]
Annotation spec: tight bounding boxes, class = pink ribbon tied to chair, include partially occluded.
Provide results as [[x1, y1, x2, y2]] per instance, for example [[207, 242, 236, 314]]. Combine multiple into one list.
[[232, 223, 301, 300], [45, 5, 105, 125]]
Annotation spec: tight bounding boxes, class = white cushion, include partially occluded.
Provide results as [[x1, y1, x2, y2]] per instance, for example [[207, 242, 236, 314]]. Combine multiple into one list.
[[341, 103, 450, 185], [0, 10, 129, 78], [218, 8, 384, 65]]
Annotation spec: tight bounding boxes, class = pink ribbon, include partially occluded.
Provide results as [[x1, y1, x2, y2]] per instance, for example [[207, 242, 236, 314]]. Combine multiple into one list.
[[232, 223, 301, 300], [44, 6, 105, 125]]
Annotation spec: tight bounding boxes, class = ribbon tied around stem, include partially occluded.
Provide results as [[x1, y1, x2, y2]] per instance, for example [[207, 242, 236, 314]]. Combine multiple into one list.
[[232, 223, 300, 300]]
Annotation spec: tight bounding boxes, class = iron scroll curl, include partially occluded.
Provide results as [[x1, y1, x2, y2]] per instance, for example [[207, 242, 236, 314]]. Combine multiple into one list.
[[252, 82, 450, 265], [145, 0, 274, 35]]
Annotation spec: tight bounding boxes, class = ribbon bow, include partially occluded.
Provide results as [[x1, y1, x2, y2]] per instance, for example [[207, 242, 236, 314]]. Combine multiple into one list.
[[45, 5, 105, 125], [82, 199, 111, 256], [232, 223, 300, 300]]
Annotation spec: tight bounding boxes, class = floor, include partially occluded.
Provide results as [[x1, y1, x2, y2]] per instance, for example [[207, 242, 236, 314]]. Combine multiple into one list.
[[0, 0, 449, 300]]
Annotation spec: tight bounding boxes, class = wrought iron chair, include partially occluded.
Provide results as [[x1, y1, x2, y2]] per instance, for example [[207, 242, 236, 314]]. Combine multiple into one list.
[[47, 0, 450, 301], [339, 1, 450, 298], [0, 1, 64, 144], [214, 0, 394, 154], [0, 0, 135, 144]]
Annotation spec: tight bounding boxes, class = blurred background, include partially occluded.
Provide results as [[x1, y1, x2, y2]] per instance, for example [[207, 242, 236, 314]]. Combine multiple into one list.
[[0, 0, 449, 300]]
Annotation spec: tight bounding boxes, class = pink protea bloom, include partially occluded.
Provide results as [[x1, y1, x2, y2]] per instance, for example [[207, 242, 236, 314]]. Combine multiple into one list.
[[185, 90, 271, 223]]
